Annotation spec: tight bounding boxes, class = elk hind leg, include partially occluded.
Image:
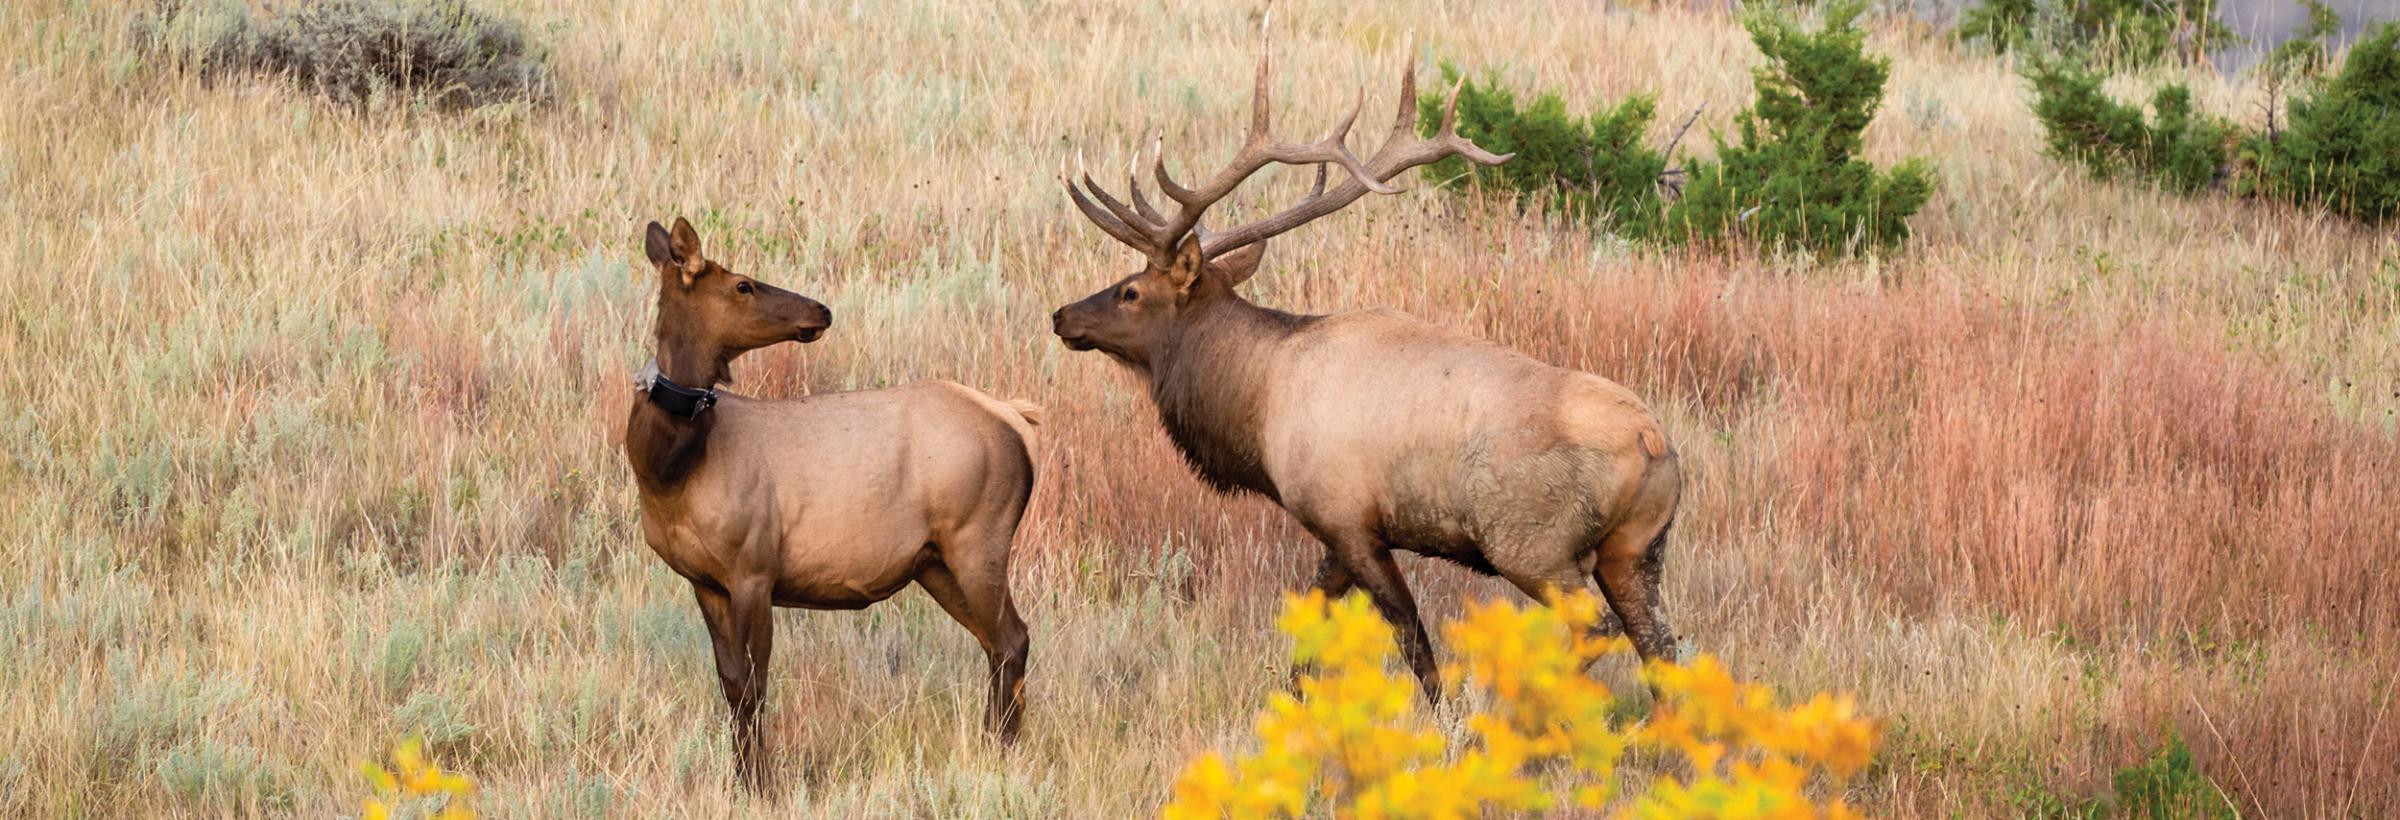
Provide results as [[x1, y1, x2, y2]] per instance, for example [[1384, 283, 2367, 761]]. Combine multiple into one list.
[[917, 548, 1030, 742], [1592, 516, 1679, 666], [1491, 539, 1624, 669]]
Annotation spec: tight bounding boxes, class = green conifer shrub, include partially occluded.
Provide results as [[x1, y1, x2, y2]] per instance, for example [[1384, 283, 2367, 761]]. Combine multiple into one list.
[[2025, 60, 2233, 193], [2247, 23, 2400, 222], [1664, 0, 1935, 256], [2028, 21, 2397, 223], [1415, 68, 1671, 236]]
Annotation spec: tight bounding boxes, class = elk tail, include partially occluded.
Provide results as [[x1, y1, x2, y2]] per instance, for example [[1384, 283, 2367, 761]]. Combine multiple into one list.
[[1004, 400, 1044, 446], [1002, 399, 1045, 428], [933, 381, 1044, 448]]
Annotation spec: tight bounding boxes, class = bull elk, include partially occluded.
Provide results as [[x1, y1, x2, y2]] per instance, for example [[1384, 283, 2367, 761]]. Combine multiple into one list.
[[625, 218, 1039, 790], [1049, 39, 1684, 699]]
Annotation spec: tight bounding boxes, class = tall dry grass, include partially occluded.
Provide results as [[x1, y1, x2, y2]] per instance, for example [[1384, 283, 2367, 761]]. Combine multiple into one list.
[[2, 0, 2395, 816]]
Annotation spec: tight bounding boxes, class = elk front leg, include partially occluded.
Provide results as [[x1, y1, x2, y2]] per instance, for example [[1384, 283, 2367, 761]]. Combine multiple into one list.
[[1287, 553, 1360, 689], [694, 579, 777, 792], [1323, 536, 1441, 702], [1309, 551, 1356, 599]]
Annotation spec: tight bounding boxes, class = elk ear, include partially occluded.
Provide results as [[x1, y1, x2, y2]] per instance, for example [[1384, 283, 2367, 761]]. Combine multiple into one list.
[[1163, 236, 1206, 294], [667, 217, 707, 285], [670, 217, 703, 260], [1210, 241, 1266, 287], [644, 221, 678, 269]]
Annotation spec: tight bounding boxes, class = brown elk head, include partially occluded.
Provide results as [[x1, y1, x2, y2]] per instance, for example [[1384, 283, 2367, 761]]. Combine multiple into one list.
[[1050, 238, 1265, 365], [1049, 34, 1508, 366], [644, 217, 833, 372]]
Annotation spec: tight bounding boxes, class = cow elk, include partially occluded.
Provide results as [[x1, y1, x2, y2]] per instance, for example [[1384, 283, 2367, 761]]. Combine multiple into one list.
[[1050, 39, 1684, 699], [625, 218, 1040, 791]]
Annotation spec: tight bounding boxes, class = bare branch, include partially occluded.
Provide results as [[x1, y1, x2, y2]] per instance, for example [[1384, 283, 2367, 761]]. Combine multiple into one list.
[[1660, 101, 1707, 164]]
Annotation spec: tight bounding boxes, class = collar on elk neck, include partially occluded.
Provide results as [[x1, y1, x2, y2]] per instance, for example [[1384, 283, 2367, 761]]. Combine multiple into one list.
[[635, 360, 717, 418]]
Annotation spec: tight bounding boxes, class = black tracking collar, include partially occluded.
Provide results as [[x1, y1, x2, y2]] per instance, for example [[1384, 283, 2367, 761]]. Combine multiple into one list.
[[644, 371, 718, 418]]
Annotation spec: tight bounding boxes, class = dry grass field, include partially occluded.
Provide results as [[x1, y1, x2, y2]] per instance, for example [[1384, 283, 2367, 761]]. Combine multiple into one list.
[[4, 0, 2396, 816]]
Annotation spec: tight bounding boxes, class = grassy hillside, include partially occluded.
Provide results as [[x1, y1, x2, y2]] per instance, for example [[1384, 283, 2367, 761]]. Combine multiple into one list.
[[3, 0, 2394, 816]]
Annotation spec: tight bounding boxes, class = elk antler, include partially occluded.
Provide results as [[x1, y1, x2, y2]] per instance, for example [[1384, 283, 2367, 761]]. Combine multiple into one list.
[[1064, 28, 1511, 269]]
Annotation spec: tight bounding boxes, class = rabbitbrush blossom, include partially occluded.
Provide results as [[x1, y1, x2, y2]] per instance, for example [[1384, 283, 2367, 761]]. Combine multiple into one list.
[[1165, 591, 1879, 819], [360, 737, 475, 820]]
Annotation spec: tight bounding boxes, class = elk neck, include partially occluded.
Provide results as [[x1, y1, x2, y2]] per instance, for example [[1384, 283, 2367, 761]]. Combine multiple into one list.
[[1144, 290, 1312, 501], [625, 314, 736, 494], [651, 312, 743, 389]]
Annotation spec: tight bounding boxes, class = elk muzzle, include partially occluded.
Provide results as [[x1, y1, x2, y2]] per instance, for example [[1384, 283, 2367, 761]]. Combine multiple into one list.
[[1050, 304, 1098, 351], [795, 309, 831, 343], [771, 285, 833, 344]]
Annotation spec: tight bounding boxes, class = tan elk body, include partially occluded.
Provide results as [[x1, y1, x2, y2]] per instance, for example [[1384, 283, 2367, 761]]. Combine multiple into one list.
[[625, 218, 1038, 791], [1051, 38, 1683, 697]]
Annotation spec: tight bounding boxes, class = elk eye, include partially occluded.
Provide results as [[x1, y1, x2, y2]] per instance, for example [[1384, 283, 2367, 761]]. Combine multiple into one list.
[[1119, 286, 1138, 303], [736, 281, 754, 294]]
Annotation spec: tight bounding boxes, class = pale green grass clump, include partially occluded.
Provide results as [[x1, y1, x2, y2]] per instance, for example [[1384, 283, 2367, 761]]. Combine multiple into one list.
[[2, 0, 2395, 816]]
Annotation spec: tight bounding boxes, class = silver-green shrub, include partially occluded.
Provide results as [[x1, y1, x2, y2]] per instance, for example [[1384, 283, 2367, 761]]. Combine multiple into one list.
[[133, 0, 549, 109]]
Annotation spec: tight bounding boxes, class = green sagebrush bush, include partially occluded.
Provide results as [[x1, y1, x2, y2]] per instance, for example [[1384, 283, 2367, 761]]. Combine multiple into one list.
[[1415, 68, 1672, 236], [2028, 22, 2398, 222], [1420, 0, 1931, 257], [2024, 60, 2233, 193], [1664, 0, 1935, 256], [131, 0, 550, 110], [1956, 0, 2236, 68]]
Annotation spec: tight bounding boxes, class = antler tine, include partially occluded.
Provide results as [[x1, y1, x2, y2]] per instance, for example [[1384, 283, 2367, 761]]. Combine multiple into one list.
[[1129, 180, 1168, 225], [1066, 175, 1156, 255], [1151, 31, 1276, 207], [1194, 41, 1512, 260], [1432, 74, 1510, 165], [1249, 32, 1273, 146], [1325, 87, 1364, 145], [1069, 18, 1507, 266], [1388, 32, 1422, 142], [1152, 143, 1196, 205], [1153, 58, 1394, 239], [1065, 148, 1163, 254], [1079, 168, 1153, 240], [1249, 5, 1275, 144], [1130, 134, 1169, 225], [1155, 41, 1277, 211], [1312, 88, 1400, 195]]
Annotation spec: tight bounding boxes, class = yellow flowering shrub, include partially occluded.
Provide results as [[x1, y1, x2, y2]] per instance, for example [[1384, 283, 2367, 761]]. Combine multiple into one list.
[[359, 737, 476, 820], [1165, 592, 1879, 819]]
